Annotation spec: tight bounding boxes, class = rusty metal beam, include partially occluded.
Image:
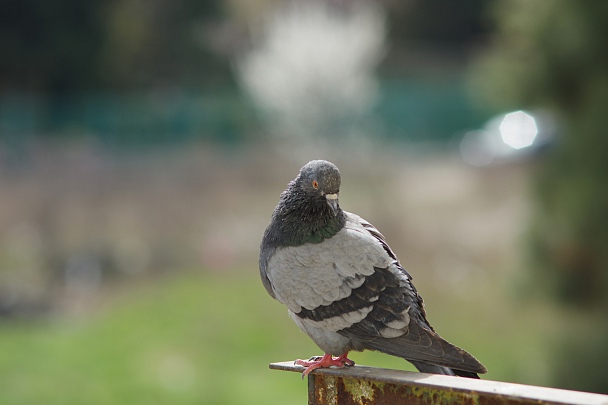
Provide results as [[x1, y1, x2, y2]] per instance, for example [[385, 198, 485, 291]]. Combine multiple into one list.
[[270, 361, 608, 405]]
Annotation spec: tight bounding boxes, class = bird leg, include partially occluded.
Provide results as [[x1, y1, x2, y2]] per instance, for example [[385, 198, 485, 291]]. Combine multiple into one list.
[[294, 353, 355, 377]]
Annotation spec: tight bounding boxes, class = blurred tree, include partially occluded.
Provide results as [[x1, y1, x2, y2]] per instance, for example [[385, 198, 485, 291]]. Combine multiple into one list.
[[0, 0, 229, 94], [385, 0, 490, 45], [100, 0, 230, 90], [0, 0, 108, 93], [378, 0, 492, 74], [0, 0, 495, 94], [474, 0, 608, 394]]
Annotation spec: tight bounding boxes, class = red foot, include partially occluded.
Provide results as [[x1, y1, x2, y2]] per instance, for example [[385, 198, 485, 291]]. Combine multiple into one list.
[[294, 353, 355, 378]]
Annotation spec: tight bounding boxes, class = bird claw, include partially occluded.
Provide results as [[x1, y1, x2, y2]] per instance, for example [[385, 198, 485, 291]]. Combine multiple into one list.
[[341, 356, 355, 367], [294, 353, 355, 378]]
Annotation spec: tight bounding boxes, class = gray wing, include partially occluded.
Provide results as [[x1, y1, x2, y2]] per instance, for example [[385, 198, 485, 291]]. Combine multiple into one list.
[[338, 214, 487, 374]]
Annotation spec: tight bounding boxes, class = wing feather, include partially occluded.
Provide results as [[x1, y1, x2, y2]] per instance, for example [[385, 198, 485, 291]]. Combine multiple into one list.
[[337, 213, 487, 374]]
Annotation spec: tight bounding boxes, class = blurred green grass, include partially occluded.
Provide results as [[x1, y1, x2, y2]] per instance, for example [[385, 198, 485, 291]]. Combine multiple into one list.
[[0, 271, 307, 405], [0, 265, 560, 405]]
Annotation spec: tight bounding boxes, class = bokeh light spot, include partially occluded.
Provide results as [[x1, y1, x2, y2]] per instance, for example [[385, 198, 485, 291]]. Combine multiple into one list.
[[499, 110, 538, 149]]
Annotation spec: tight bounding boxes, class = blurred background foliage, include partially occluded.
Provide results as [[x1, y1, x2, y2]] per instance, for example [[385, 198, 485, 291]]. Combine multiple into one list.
[[0, 0, 607, 403], [474, 0, 608, 393]]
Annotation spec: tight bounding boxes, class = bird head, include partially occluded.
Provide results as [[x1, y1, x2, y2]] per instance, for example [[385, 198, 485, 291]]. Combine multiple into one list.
[[297, 160, 341, 216]]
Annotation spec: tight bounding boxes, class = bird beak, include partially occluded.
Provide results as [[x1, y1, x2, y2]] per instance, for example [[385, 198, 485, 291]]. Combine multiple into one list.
[[325, 193, 339, 216]]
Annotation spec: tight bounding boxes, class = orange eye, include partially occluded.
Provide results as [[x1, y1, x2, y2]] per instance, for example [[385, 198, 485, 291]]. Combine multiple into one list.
[[312, 180, 319, 189]]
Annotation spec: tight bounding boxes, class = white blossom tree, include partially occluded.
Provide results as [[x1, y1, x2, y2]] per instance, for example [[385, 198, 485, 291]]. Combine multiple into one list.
[[236, 0, 386, 140]]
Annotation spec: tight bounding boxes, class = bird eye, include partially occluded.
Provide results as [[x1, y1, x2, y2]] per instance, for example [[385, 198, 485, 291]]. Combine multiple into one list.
[[312, 180, 319, 189]]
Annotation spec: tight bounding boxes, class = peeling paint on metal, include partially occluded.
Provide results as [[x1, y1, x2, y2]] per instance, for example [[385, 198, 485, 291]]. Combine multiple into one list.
[[270, 361, 608, 405], [341, 377, 377, 404]]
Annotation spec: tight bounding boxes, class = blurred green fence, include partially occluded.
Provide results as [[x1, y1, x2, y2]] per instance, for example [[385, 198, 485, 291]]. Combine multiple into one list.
[[0, 88, 250, 150], [0, 78, 493, 149], [376, 78, 491, 142]]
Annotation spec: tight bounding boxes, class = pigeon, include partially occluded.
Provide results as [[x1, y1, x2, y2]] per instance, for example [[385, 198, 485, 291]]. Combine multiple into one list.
[[259, 160, 487, 378]]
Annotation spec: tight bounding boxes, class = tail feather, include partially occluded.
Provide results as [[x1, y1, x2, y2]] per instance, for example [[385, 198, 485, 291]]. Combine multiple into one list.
[[410, 361, 480, 379], [348, 323, 487, 375]]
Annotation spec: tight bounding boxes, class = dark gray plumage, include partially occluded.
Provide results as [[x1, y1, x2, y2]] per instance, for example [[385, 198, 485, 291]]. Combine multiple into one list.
[[259, 160, 487, 378]]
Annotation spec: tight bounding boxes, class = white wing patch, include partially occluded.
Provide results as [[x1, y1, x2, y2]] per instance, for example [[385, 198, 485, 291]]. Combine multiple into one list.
[[300, 305, 375, 332], [379, 304, 411, 338]]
